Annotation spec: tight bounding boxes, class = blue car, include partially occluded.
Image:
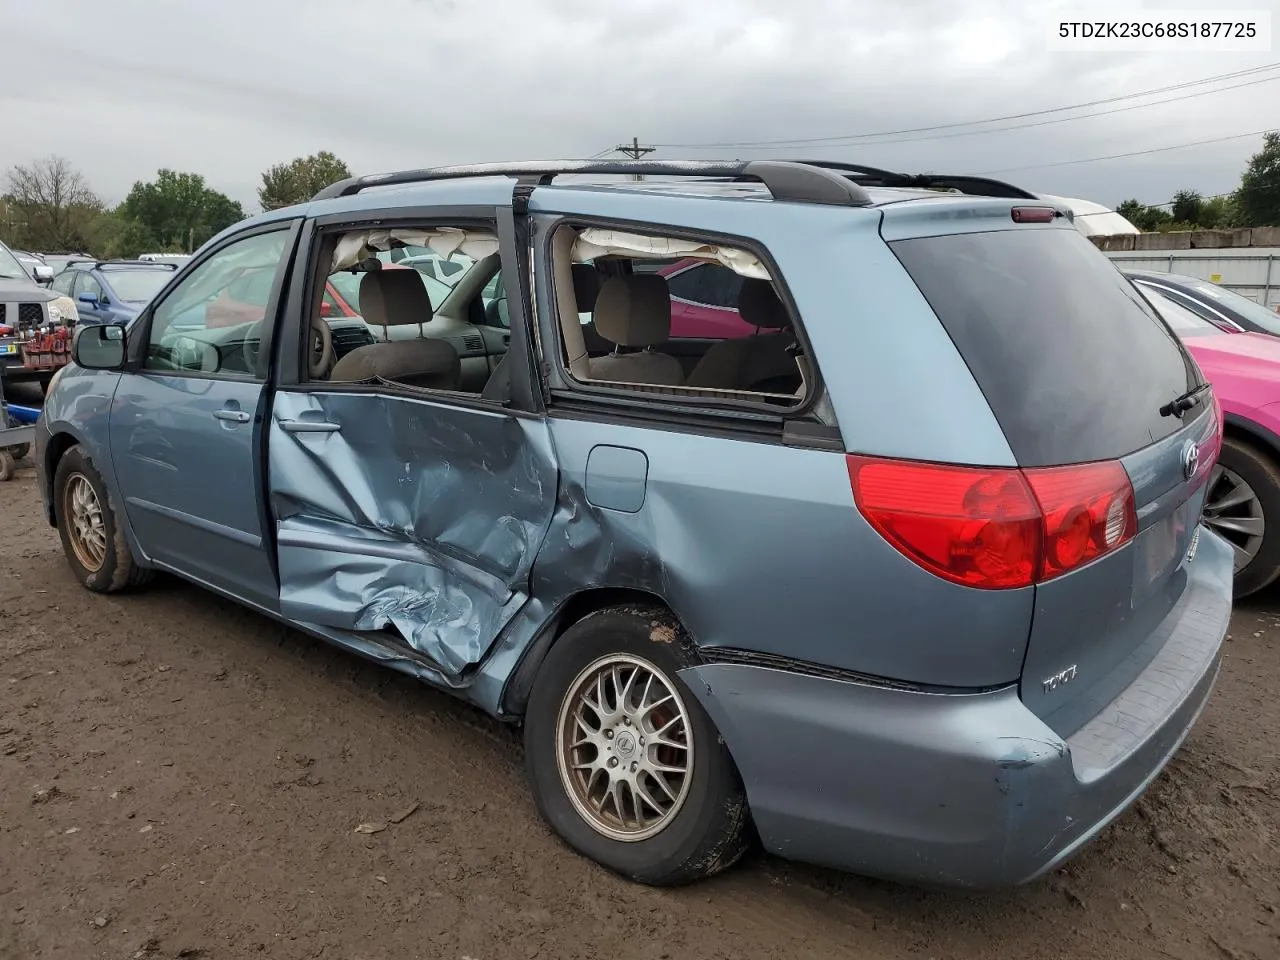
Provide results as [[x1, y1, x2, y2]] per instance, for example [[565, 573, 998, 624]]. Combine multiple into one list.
[[50, 260, 179, 328], [33, 160, 1231, 889]]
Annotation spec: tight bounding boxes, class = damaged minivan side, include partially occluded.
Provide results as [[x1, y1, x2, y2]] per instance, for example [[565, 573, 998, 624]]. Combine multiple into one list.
[[35, 161, 1231, 890]]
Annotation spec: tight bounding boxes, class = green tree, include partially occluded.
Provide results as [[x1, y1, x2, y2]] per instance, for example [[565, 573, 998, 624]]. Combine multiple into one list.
[[1170, 190, 1203, 226], [1234, 131, 1280, 227], [3, 155, 103, 250], [89, 211, 156, 260], [1200, 195, 1239, 229], [117, 169, 245, 252], [258, 151, 352, 210], [1116, 198, 1147, 226]]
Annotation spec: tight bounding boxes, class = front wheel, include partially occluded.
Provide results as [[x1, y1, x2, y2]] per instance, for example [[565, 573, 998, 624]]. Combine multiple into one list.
[[524, 607, 750, 886], [1203, 436, 1280, 597], [53, 445, 154, 593]]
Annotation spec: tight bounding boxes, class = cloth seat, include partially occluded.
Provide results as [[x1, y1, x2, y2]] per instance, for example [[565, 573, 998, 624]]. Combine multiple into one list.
[[588, 274, 684, 386], [686, 278, 801, 393], [329, 269, 460, 390]]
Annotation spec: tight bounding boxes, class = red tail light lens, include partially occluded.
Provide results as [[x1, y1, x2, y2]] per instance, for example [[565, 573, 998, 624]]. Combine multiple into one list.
[[848, 455, 1138, 590], [847, 458, 1041, 588], [1024, 462, 1136, 582]]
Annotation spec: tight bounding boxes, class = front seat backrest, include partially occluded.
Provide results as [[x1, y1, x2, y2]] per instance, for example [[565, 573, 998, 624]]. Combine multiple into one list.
[[329, 270, 461, 390], [685, 277, 801, 393], [588, 274, 685, 386]]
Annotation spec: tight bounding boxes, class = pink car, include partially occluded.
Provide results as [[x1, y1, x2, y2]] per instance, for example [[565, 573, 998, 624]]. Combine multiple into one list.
[[1135, 279, 1280, 596], [656, 258, 759, 339]]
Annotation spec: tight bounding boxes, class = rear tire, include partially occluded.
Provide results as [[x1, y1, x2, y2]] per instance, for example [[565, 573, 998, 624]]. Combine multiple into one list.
[[524, 606, 750, 886], [1205, 436, 1280, 597], [53, 445, 154, 593]]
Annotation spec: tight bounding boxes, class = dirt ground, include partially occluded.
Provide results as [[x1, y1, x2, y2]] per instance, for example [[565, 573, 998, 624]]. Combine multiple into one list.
[[0, 458, 1276, 960]]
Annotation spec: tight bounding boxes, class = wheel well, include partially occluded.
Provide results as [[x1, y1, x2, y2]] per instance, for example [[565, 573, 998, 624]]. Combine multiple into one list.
[[43, 433, 79, 526], [1224, 417, 1280, 461], [500, 587, 679, 719]]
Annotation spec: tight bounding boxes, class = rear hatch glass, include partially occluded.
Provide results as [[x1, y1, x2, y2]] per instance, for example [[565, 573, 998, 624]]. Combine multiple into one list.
[[892, 225, 1215, 735], [890, 227, 1200, 467]]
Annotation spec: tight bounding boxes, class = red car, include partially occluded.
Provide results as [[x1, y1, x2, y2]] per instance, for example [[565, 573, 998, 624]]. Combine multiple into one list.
[[655, 258, 758, 339]]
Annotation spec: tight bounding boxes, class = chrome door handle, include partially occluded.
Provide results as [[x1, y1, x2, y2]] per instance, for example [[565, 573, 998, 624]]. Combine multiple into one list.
[[277, 419, 341, 434], [212, 409, 251, 423]]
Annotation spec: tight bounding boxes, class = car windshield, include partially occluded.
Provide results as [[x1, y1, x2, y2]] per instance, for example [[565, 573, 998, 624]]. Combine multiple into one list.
[[1137, 283, 1225, 336], [0, 244, 27, 280], [1176, 276, 1280, 335], [104, 269, 173, 302]]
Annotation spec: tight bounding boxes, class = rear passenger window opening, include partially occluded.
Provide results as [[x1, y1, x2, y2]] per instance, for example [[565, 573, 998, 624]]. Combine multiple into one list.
[[546, 221, 818, 414]]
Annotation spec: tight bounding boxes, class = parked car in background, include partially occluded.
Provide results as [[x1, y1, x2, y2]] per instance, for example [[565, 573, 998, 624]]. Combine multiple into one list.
[[138, 253, 192, 267], [1126, 269, 1280, 338], [12, 250, 54, 285], [39, 252, 95, 277], [34, 160, 1230, 891], [1131, 277, 1280, 596], [0, 240, 77, 390], [50, 260, 179, 328]]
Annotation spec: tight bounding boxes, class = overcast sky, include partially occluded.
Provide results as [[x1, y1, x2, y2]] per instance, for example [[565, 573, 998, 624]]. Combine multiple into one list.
[[2, 0, 1276, 212]]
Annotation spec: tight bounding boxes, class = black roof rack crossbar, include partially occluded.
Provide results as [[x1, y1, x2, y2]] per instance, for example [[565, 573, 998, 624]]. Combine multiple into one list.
[[311, 160, 874, 207], [789, 160, 1039, 200]]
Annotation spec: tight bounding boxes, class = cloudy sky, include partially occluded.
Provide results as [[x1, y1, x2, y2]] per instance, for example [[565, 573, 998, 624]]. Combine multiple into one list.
[[2, 0, 1276, 212]]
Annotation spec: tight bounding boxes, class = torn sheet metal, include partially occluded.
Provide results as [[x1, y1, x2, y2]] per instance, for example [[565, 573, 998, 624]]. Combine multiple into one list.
[[332, 228, 500, 272], [570, 226, 769, 279], [268, 390, 557, 678]]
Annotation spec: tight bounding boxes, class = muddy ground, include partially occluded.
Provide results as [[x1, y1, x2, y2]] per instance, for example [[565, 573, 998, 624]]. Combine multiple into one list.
[[1, 458, 1277, 960]]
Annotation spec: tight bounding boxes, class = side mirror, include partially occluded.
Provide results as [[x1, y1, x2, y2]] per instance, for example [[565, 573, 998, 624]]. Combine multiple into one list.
[[319, 300, 333, 318], [484, 297, 509, 328], [72, 323, 127, 370], [32, 264, 53, 283], [77, 291, 99, 306]]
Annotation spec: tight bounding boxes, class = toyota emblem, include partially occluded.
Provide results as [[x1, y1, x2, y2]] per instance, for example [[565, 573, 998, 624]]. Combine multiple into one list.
[[1181, 440, 1200, 481]]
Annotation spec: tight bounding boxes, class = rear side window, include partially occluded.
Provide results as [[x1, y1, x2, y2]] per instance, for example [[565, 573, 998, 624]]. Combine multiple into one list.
[[892, 228, 1197, 467]]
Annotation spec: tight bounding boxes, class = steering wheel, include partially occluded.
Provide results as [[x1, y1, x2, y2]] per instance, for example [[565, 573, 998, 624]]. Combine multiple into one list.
[[309, 318, 334, 379]]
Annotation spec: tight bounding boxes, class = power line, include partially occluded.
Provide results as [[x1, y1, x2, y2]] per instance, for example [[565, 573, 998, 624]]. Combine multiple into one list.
[[653, 63, 1280, 149], [675, 73, 1280, 151], [976, 128, 1273, 175]]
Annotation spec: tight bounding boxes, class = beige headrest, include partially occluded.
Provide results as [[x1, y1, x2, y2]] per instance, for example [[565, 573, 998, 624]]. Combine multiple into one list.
[[593, 274, 671, 347], [358, 269, 433, 327]]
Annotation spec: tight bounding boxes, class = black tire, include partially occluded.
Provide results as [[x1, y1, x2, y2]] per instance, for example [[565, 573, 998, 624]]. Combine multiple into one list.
[[1213, 436, 1280, 597], [53, 445, 154, 593], [524, 606, 750, 886]]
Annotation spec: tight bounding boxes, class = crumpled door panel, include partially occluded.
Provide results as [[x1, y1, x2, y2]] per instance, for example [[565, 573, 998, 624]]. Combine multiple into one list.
[[269, 391, 557, 677]]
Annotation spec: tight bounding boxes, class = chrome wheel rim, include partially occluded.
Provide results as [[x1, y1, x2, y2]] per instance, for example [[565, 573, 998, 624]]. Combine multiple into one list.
[[555, 653, 694, 842], [1202, 464, 1264, 572], [64, 473, 107, 572]]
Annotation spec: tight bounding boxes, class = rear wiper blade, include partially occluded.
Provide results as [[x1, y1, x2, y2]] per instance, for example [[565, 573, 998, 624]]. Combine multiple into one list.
[[1160, 382, 1211, 418]]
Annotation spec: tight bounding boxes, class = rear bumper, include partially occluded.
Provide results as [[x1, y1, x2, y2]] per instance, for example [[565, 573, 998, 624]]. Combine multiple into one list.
[[680, 527, 1231, 889]]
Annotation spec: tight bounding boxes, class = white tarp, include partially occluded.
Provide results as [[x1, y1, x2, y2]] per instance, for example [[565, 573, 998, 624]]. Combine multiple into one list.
[[332, 227, 500, 272], [570, 227, 769, 279]]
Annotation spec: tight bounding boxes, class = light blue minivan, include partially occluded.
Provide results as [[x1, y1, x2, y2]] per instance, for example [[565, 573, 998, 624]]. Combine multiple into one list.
[[35, 160, 1231, 888]]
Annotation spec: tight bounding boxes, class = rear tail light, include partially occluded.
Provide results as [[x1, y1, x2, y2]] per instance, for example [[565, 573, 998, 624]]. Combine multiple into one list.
[[848, 455, 1137, 589]]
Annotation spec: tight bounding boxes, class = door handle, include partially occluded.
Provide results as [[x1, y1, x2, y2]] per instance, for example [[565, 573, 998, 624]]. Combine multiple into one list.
[[277, 419, 341, 434], [212, 409, 251, 423]]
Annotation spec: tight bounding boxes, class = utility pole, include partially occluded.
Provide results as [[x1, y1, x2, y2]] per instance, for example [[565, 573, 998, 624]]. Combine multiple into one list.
[[613, 137, 654, 180]]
